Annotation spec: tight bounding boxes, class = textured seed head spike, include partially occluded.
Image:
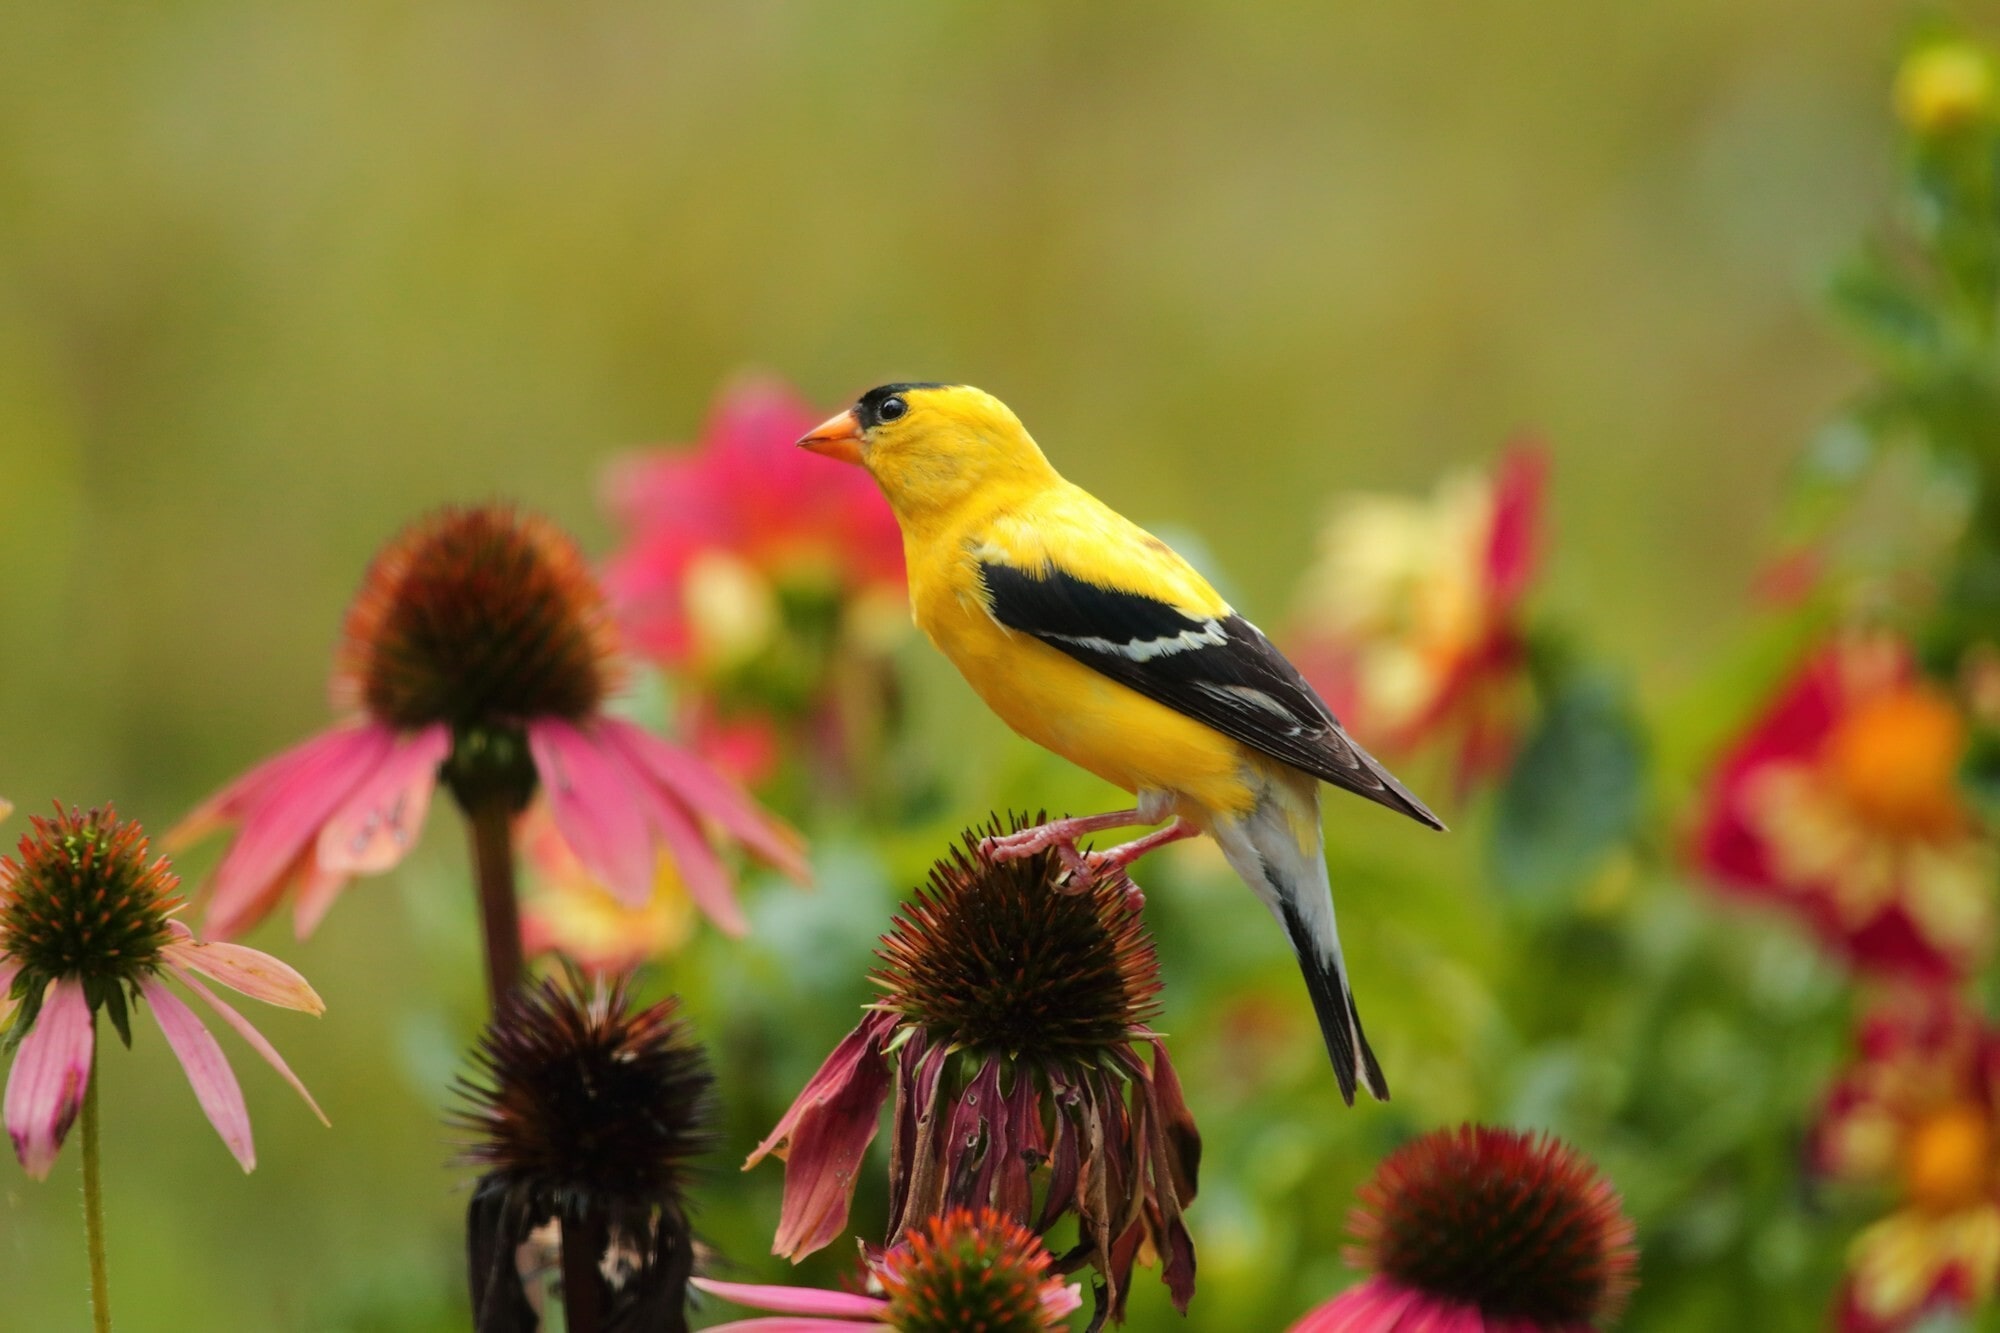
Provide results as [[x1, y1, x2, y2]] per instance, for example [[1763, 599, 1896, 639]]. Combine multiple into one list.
[[878, 1208, 1072, 1333], [334, 504, 620, 731], [1349, 1124, 1636, 1328], [871, 816, 1160, 1063]]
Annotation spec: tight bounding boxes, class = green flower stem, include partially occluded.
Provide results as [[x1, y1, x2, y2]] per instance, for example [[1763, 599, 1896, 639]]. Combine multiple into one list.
[[80, 1036, 110, 1333], [466, 796, 524, 1012]]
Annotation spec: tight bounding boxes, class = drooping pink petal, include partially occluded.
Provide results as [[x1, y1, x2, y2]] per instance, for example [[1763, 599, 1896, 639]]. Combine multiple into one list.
[[763, 1017, 896, 1260], [162, 923, 324, 1014], [690, 1277, 888, 1318], [1041, 1283, 1085, 1318], [290, 850, 350, 939], [168, 725, 353, 849], [603, 718, 809, 882], [315, 723, 450, 875], [203, 724, 396, 938], [165, 964, 328, 1127], [588, 732, 748, 935], [4, 978, 93, 1179], [527, 719, 656, 908], [699, 1319, 890, 1332], [139, 976, 254, 1171]]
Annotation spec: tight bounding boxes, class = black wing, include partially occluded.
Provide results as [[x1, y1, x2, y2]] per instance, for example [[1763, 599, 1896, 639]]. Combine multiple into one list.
[[979, 562, 1444, 829]]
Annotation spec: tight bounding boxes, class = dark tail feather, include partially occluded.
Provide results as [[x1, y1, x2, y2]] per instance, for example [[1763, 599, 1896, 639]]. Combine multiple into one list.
[[1281, 900, 1390, 1106]]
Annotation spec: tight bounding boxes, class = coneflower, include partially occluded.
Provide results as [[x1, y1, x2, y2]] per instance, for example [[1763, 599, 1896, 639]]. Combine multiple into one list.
[[456, 970, 715, 1333], [694, 1207, 1083, 1331], [172, 504, 806, 1006], [747, 818, 1199, 1321], [1291, 1124, 1637, 1333]]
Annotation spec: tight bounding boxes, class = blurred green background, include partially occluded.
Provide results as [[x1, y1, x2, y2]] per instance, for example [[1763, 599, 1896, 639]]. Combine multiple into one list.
[[0, 3, 1935, 1329]]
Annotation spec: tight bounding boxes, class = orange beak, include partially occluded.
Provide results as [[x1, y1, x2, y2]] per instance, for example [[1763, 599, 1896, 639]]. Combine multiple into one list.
[[797, 409, 865, 465]]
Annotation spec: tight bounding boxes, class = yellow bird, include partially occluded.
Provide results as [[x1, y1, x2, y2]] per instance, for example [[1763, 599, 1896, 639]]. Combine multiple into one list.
[[799, 383, 1443, 1104]]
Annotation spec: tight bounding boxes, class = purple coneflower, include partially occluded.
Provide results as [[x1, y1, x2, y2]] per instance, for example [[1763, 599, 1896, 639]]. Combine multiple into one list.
[[173, 504, 807, 1004], [695, 1207, 1083, 1331], [748, 818, 1199, 1320], [457, 969, 715, 1333], [2, 805, 325, 1330], [1292, 1124, 1636, 1333]]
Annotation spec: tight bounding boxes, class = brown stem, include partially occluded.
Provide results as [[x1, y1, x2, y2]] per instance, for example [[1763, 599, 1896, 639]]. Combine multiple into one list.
[[560, 1211, 608, 1333], [465, 796, 523, 1012]]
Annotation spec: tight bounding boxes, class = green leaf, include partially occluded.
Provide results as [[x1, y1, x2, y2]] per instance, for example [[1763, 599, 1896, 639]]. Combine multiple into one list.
[[1489, 673, 1647, 902], [1827, 258, 1945, 365], [103, 983, 133, 1049]]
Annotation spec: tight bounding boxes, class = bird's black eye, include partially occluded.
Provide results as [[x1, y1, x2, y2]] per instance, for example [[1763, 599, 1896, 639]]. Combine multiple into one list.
[[877, 395, 908, 423]]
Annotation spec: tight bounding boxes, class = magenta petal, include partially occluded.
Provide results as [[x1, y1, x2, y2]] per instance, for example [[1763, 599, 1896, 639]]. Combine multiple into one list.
[[699, 1320, 891, 1332], [315, 723, 449, 875], [205, 724, 396, 937], [1041, 1284, 1085, 1318], [601, 719, 809, 882], [140, 976, 254, 1171], [691, 1277, 888, 1319], [593, 729, 747, 934], [763, 1017, 895, 1260], [5, 979, 93, 1179], [165, 963, 328, 1127], [528, 719, 657, 908]]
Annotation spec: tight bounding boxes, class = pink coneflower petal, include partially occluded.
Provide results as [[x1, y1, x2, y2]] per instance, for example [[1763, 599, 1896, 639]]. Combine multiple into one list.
[[702, 1320, 892, 1332], [586, 735, 748, 935], [168, 727, 350, 850], [691, 1277, 889, 1318], [315, 723, 450, 875], [203, 724, 395, 937], [162, 921, 324, 1014], [291, 850, 350, 939], [528, 719, 656, 908], [140, 976, 255, 1171], [4, 978, 93, 1179], [164, 963, 328, 1127], [603, 718, 809, 882]]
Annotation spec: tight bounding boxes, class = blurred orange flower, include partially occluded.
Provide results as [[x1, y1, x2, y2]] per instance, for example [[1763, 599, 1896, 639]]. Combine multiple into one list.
[[601, 376, 907, 786], [1291, 443, 1546, 791], [1814, 992, 2000, 1331], [1693, 634, 1993, 980], [517, 808, 702, 971]]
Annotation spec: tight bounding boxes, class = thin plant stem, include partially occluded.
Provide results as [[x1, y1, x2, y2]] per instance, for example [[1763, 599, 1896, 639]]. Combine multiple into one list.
[[559, 1210, 607, 1333], [466, 796, 524, 1012], [80, 1034, 110, 1333]]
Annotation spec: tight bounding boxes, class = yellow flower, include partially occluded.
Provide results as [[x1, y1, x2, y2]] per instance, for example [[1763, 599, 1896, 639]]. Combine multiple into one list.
[[1896, 41, 1995, 136]]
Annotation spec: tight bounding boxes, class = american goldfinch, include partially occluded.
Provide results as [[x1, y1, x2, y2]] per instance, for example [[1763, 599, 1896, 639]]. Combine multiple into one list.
[[800, 383, 1443, 1104]]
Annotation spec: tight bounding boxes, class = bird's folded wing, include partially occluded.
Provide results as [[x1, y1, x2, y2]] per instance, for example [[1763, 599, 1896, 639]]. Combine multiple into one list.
[[976, 558, 1443, 828]]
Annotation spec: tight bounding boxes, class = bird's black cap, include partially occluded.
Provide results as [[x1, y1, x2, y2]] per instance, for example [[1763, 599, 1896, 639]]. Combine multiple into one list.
[[856, 382, 952, 430]]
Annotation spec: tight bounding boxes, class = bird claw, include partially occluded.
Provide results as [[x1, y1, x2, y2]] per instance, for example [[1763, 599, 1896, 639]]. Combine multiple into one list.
[[978, 828, 1057, 864]]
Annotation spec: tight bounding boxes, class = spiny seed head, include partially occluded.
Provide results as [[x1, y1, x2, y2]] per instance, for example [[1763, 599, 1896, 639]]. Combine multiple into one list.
[[879, 1208, 1070, 1333], [333, 505, 620, 731], [0, 805, 179, 1001], [873, 818, 1160, 1062], [1350, 1125, 1637, 1328], [454, 971, 715, 1211]]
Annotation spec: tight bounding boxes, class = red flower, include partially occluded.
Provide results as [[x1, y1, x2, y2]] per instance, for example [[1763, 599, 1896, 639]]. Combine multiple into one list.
[[1292, 1124, 1635, 1333], [1692, 634, 1992, 979], [1812, 991, 2000, 1331], [1291, 444, 1546, 792], [601, 376, 907, 783]]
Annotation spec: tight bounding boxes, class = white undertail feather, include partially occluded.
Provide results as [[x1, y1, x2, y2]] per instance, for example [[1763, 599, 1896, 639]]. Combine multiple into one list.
[[1207, 774, 1389, 1105]]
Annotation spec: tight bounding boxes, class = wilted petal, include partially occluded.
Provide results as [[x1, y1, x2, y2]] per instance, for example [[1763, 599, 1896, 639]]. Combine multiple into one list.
[[164, 964, 328, 1127], [1041, 1283, 1085, 1318], [603, 718, 809, 883], [316, 723, 450, 874], [140, 976, 254, 1170], [4, 978, 93, 1179], [203, 724, 396, 938], [749, 1014, 895, 1261], [528, 719, 655, 908], [163, 927, 324, 1014], [690, 1277, 888, 1319]]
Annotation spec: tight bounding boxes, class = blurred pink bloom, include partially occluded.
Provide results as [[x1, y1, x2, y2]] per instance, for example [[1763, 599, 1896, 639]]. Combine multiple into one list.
[[172, 505, 806, 940], [517, 807, 703, 971], [602, 376, 907, 784], [694, 1208, 1082, 1332], [1291, 1124, 1634, 1333], [1291, 443, 1546, 792], [1813, 991, 2000, 1332], [2, 806, 325, 1178], [1692, 633, 1992, 980]]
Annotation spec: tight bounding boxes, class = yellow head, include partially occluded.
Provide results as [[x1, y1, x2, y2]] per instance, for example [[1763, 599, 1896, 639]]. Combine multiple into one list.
[[798, 383, 1058, 528]]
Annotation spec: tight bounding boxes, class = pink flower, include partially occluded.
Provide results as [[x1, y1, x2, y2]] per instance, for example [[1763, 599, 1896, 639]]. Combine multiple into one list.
[[694, 1208, 1083, 1332], [1291, 444, 1546, 792], [1812, 991, 2000, 1331], [1291, 1124, 1636, 1333], [601, 376, 908, 785], [2, 806, 325, 1178], [172, 504, 807, 942], [747, 821, 1198, 1320], [517, 808, 701, 971], [1692, 633, 1992, 979]]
